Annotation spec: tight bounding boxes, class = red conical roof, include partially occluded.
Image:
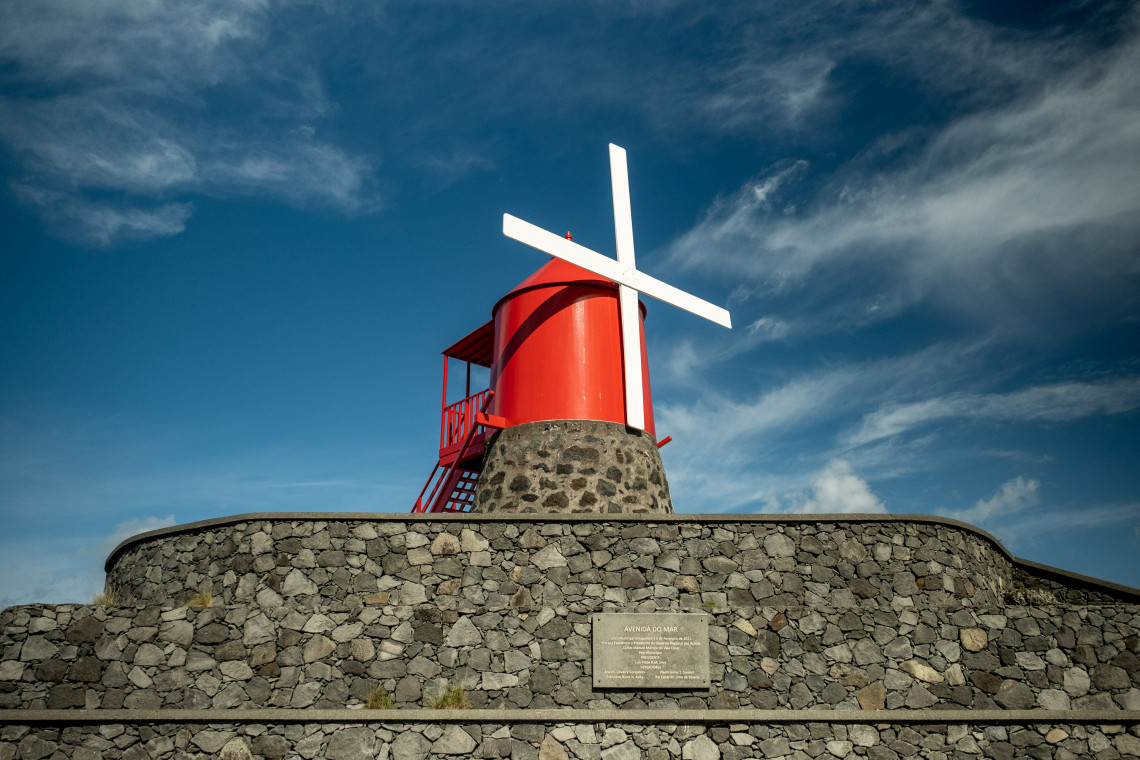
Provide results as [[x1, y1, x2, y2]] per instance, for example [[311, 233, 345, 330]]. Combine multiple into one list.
[[508, 257, 614, 295], [493, 258, 616, 317]]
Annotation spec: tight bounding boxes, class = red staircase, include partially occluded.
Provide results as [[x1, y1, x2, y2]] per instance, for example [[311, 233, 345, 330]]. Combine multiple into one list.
[[412, 321, 502, 514], [413, 461, 481, 514]]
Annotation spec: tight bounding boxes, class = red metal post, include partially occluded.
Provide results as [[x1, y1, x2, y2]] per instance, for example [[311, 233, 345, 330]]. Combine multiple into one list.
[[440, 355, 450, 451]]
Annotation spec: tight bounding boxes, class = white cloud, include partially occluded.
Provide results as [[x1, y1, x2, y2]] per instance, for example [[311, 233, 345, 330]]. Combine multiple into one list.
[[659, 369, 853, 453], [96, 515, 177, 561], [668, 20, 1140, 334], [0, 0, 375, 245], [800, 459, 886, 514], [0, 0, 265, 86], [971, 501, 1139, 554], [0, 515, 176, 609], [702, 54, 835, 130], [948, 476, 1039, 526], [203, 139, 377, 212], [847, 376, 1140, 447], [933, 479, 1138, 556], [13, 183, 193, 245], [746, 316, 792, 342], [656, 337, 995, 511], [421, 150, 495, 185]]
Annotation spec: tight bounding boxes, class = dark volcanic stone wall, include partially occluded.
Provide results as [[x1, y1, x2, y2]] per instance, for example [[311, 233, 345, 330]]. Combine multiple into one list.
[[1010, 563, 1134, 606], [474, 420, 672, 514], [0, 516, 1131, 715], [103, 518, 1008, 612], [3, 720, 1140, 760], [2, 597, 1138, 713], [2, 514, 1139, 760]]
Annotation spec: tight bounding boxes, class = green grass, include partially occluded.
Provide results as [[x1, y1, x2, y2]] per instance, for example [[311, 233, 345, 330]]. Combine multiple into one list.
[[365, 687, 393, 709], [431, 685, 469, 709]]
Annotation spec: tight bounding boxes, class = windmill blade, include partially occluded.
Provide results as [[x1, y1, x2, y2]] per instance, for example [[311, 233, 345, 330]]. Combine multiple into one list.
[[503, 214, 625, 280], [610, 144, 636, 269], [610, 145, 646, 430], [503, 214, 731, 329], [625, 268, 733, 329], [618, 284, 645, 430]]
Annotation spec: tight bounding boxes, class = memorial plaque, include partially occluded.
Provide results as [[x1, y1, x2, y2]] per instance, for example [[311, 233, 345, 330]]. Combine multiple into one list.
[[592, 613, 710, 688]]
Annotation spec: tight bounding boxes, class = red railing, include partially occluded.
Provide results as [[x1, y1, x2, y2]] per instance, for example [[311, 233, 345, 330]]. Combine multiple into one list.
[[414, 391, 495, 514], [441, 389, 492, 451], [411, 462, 442, 513]]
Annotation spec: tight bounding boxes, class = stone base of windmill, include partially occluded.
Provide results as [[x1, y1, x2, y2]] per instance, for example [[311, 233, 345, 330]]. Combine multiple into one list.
[[473, 419, 672, 514]]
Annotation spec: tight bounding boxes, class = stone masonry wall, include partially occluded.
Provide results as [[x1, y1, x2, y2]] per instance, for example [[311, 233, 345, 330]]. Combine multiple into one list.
[[2, 598, 1138, 714], [1010, 563, 1134, 607], [3, 719, 1140, 760], [104, 518, 1009, 610], [2, 597, 1140, 715], [475, 421, 672, 514], [2, 517, 1136, 716]]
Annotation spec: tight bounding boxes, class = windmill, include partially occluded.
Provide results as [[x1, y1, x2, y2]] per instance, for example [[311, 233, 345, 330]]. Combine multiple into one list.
[[414, 144, 731, 514]]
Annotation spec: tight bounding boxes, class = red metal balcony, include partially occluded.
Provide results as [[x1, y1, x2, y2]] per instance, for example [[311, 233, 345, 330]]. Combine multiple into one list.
[[412, 321, 498, 514]]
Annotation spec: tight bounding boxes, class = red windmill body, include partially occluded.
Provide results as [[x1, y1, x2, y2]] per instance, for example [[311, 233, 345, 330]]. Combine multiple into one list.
[[490, 258, 656, 437], [412, 258, 654, 513]]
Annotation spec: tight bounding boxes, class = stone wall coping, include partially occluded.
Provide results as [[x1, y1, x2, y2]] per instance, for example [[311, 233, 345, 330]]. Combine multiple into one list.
[[3, 708, 1139, 726], [105, 510, 1013, 571]]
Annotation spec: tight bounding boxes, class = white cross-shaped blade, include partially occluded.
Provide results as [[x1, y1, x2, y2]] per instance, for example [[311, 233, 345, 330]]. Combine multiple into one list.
[[503, 143, 732, 431]]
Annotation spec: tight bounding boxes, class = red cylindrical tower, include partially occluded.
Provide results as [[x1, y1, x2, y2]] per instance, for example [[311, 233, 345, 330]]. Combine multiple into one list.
[[488, 258, 656, 436]]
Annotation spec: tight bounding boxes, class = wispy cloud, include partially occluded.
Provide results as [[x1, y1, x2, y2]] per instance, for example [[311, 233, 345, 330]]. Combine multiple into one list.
[[96, 515, 177, 560], [0, 0, 376, 245], [846, 376, 1140, 447], [668, 18, 1140, 336], [932, 476, 1139, 556], [700, 53, 835, 131], [966, 500, 1139, 554], [659, 370, 854, 454], [1017, 502, 1140, 538], [12, 183, 194, 245], [658, 338, 987, 510], [946, 476, 1039, 526], [420, 149, 496, 186], [660, 336, 1140, 518]]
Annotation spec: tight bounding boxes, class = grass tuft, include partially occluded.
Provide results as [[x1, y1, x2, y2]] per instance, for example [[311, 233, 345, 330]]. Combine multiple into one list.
[[365, 687, 393, 709], [92, 587, 116, 606], [431, 684, 469, 709]]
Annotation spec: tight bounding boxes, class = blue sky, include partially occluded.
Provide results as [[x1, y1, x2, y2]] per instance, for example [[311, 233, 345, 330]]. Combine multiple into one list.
[[2, 0, 1138, 606]]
